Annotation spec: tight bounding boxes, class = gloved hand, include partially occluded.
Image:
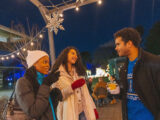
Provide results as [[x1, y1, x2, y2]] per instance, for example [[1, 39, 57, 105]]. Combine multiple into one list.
[[94, 109, 99, 119], [71, 78, 85, 90], [50, 88, 63, 101], [50, 88, 63, 109], [43, 70, 60, 86]]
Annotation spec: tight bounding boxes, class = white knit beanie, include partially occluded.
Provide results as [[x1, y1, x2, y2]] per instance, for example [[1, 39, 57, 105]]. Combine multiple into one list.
[[26, 50, 49, 68]]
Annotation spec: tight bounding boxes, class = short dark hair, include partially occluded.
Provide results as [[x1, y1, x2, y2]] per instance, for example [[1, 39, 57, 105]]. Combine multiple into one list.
[[114, 27, 141, 47]]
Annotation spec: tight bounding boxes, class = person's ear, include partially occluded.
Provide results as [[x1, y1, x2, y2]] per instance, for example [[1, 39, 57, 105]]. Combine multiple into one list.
[[127, 40, 133, 48]]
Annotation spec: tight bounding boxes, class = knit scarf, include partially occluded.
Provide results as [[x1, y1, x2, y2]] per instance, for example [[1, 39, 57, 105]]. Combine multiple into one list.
[[36, 72, 56, 120]]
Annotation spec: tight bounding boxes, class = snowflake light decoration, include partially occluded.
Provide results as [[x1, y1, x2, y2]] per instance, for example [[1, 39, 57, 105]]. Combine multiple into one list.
[[46, 12, 65, 34]]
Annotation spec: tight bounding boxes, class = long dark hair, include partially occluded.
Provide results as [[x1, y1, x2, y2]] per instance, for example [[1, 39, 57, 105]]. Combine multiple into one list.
[[52, 46, 86, 76]]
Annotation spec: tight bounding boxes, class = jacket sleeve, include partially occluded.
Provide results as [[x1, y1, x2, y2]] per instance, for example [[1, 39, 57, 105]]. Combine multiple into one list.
[[83, 84, 96, 109], [15, 77, 50, 119], [92, 84, 98, 100], [118, 66, 127, 99], [154, 64, 160, 120], [93, 83, 98, 95], [155, 65, 160, 94], [155, 112, 160, 120], [51, 77, 74, 100]]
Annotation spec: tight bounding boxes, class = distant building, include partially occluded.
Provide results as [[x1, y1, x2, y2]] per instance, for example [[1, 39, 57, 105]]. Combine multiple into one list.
[[0, 24, 31, 51], [0, 25, 30, 89]]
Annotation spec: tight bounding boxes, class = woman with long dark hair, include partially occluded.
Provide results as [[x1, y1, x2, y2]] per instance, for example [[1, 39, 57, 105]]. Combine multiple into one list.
[[51, 47, 99, 120]]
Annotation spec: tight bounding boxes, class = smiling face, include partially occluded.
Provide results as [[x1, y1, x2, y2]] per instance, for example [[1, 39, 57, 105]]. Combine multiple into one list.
[[115, 37, 130, 57], [33, 56, 50, 75], [67, 49, 78, 65]]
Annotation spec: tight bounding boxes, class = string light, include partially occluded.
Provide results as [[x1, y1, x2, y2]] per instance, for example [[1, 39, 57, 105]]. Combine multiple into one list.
[[30, 42, 34, 46], [0, 27, 46, 61], [23, 48, 26, 51], [75, 7, 79, 11], [39, 34, 43, 39], [98, 0, 102, 5], [1, 57, 4, 61], [17, 52, 20, 55], [59, 13, 63, 17], [0, 1, 102, 62], [11, 55, 15, 58]]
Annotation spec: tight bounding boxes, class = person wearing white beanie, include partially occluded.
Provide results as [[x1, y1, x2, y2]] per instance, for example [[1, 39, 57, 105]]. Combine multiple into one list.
[[13, 50, 62, 120], [26, 50, 49, 68]]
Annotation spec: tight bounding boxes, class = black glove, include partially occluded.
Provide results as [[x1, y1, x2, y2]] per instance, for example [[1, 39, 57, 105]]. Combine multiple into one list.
[[43, 70, 60, 86], [50, 88, 63, 109], [51, 88, 63, 101]]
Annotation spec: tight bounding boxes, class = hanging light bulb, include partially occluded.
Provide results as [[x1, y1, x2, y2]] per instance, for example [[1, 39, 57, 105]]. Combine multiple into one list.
[[6, 56, 9, 60], [98, 0, 102, 5], [17, 52, 20, 55], [75, 6, 79, 11], [59, 13, 64, 17], [1, 57, 4, 60], [30, 42, 34, 46], [39, 34, 43, 39], [23, 48, 26, 51], [11, 55, 15, 58]]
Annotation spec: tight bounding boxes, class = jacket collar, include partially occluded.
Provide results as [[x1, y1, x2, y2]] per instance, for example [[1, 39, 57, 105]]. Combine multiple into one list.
[[58, 65, 76, 80], [137, 48, 144, 61], [124, 47, 144, 63], [122, 47, 145, 70]]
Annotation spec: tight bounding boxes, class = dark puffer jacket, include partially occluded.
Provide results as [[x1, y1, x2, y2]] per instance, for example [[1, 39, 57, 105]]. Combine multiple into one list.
[[120, 48, 160, 120], [15, 67, 62, 120]]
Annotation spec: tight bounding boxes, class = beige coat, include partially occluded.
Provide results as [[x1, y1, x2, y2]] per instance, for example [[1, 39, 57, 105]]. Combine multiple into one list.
[[51, 65, 96, 120]]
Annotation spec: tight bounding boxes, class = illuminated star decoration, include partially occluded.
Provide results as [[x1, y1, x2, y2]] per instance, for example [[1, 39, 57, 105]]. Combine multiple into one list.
[[46, 12, 65, 34]]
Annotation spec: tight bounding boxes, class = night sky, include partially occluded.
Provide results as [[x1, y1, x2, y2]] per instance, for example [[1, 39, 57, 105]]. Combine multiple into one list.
[[0, 0, 160, 56]]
